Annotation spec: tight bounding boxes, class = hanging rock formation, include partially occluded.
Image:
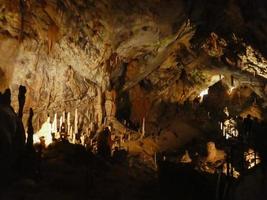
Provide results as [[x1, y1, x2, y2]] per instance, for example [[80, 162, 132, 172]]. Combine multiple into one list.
[[0, 0, 266, 135]]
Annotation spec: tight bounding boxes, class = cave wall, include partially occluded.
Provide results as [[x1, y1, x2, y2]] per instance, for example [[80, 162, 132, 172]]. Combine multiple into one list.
[[0, 0, 266, 132]]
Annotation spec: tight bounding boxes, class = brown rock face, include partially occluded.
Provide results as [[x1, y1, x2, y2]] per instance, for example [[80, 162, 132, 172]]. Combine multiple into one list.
[[0, 0, 266, 133]]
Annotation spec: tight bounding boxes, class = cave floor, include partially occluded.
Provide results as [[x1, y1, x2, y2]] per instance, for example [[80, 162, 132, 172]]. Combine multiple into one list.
[[0, 142, 160, 200]]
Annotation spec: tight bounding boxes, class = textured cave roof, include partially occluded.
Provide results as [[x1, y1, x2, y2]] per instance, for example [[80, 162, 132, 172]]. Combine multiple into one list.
[[0, 0, 266, 123]]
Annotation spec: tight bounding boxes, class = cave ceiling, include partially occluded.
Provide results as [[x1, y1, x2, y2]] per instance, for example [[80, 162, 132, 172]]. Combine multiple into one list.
[[0, 0, 267, 127]]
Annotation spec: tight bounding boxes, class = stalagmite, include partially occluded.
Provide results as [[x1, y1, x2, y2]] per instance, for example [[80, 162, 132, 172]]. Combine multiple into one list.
[[34, 116, 53, 146], [55, 113, 57, 133], [26, 108, 34, 147], [67, 112, 70, 136], [62, 111, 66, 123], [70, 126, 75, 143], [59, 116, 63, 131], [51, 113, 57, 133], [105, 89, 117, 121], [180, 150, 192, 163], [103, 117, 107, 126], [95, 87, 103, 127], [18, 85, 27, 119], [74, 108, 78, 134], [1, 1, 267, 199], [81, 135, 85, 145], [223, 126, 226, 137], [206, 142, 225, 163], [90, 122, 94, 131], [141, 117, 145, 138]]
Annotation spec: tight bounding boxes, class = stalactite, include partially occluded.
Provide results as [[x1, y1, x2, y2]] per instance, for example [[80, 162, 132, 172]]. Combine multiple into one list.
[[47, 22, 59, 54], [19, 0, 25, 42]]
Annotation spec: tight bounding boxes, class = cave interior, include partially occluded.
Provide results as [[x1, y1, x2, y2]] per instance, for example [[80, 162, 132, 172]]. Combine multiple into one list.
[[0, 0, 267, 200]]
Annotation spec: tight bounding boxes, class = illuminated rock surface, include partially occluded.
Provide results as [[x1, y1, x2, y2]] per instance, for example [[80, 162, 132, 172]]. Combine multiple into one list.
[[0, 1, 267, 200], [0, 0, 266, 129]]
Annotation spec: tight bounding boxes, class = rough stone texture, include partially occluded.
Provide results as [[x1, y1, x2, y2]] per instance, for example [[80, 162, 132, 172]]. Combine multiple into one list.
[[0, 0, 266, 133]]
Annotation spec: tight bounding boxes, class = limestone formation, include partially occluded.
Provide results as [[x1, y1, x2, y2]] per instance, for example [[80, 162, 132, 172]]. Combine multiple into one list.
[[0, 0, 266, 139]]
